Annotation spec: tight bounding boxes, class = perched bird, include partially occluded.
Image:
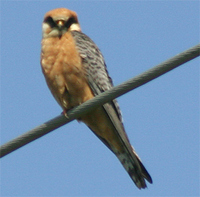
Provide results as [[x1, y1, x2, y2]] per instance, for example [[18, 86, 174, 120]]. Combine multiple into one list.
[[41, 8, 152, 189]]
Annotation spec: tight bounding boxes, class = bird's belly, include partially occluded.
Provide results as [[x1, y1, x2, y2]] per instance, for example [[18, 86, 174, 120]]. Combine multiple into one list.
[[41, 35, 94, 110]]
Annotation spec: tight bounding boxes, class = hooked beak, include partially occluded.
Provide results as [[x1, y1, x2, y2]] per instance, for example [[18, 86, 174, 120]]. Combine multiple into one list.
[[56, 20, 65, 29]]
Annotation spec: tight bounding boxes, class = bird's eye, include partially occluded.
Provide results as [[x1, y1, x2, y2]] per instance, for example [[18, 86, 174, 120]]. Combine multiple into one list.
[[65, 17, 78, 29], [44, 16, 56, 28]]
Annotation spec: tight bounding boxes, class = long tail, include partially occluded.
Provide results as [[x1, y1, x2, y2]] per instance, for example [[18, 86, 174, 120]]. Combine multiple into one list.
[[117, 147, 152, 189], [81, 101, 152, 189]]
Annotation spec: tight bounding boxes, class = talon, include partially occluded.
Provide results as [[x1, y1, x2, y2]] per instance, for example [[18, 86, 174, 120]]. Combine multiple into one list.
[[62, 110, 69, 118]]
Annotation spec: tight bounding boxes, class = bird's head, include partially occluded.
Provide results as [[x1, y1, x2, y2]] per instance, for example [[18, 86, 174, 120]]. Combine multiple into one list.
[[42, 8, 81, 38]]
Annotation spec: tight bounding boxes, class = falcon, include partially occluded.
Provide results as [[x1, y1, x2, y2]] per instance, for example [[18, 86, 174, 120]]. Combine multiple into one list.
[[41, 8, 152, 189]]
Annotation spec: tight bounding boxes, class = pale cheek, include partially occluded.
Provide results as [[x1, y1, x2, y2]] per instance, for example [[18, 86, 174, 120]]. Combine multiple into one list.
[[42, 23, 51, 34], [69, 23, 81, 32], [42, 23, 60, 38]]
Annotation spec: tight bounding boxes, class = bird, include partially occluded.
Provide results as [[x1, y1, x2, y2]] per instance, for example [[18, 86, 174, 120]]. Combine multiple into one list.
[[41, 8, 152, 189]]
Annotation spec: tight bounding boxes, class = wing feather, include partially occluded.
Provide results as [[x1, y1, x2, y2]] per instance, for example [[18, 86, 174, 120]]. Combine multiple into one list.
[[71, 31, 152, 186]]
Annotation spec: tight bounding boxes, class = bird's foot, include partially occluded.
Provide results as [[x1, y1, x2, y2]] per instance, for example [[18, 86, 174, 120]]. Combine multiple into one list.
[[61, 110, 69, 118]]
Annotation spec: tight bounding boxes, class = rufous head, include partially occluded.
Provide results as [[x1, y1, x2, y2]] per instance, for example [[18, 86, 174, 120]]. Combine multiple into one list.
[[42, 8, 81, 38]]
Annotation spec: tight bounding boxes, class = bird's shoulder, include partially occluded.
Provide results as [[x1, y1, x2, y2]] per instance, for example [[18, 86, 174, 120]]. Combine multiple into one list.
[[71, 31, 113, 92], [71, 31, 123, 123]]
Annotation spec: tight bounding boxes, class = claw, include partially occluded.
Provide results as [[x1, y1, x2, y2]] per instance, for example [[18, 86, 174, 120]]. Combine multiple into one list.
[[61, 109, 69, 118]]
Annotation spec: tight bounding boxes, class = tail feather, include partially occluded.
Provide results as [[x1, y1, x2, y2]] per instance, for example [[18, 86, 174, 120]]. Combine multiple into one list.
[[117, 150, 152, 189]]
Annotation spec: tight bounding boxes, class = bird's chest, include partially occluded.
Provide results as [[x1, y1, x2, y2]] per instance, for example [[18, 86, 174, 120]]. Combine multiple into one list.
[[41, 36, 93, 110]]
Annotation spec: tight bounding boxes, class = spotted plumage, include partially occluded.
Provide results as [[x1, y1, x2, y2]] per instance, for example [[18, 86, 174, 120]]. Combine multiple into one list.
[[41, 8, 152, 189]]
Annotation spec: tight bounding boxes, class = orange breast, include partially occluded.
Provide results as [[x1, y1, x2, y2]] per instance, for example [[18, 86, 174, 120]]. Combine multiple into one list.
[[41, 32, 94, 110]]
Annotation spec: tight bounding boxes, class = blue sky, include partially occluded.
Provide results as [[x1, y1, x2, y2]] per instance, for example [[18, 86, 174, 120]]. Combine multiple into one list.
[[1, 1, 199, 196]]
